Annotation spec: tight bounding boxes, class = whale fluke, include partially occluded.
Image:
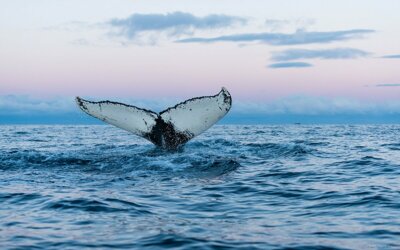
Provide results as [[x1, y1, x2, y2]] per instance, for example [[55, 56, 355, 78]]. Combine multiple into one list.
[[76, 88, 232, 149]]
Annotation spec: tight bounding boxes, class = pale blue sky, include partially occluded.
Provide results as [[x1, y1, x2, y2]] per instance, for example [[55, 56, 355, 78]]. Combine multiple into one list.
[[1, 0, 400, 123]]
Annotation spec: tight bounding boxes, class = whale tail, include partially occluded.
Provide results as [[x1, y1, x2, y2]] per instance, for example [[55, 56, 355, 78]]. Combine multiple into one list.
[[76, 88, 232, 149]]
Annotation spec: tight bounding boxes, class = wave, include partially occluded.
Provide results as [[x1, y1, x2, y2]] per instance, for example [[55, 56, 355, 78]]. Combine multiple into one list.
[[0, 147, 241, 178], [381, 143, 400, 151], [243, 142, 317, 159], [44, 198, 153, 214], [0, 192, 44, 205]]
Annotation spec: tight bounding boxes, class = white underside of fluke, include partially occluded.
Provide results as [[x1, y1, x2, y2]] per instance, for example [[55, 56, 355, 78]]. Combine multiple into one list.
[[75, 98, 157, 137], [160, 88, 231, 137]]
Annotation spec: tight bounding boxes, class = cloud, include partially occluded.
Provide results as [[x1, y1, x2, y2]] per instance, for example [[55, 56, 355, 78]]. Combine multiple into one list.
[[107, 12, 246, 39], [0, 95, 181, 115], [271, 48, 369, 61], [268, 62, 312, 68], [1, 95, 400, 124], [0, 95, 76, 115], [70, 38, 92, 46], [375, 84, 400, 87], [381, 54, 400, 59], [0, 95, 182, 124], [265, 18, 315, 32], [176, 29, 374, 45], [233, 96, 400, 116], [227, 96, 400, 124], [43, 21, 95, 32], [264, 19, 291, 31]]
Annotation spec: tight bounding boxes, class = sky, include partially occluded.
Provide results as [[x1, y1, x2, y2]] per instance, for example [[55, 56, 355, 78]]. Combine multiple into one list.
[[1, 0, 400, 124]]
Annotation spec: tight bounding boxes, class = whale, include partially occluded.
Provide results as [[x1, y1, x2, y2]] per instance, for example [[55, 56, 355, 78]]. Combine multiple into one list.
[[76, 87, 232, 149]]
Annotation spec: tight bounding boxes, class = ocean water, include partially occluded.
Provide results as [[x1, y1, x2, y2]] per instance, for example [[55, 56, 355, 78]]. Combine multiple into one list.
[[1, 125, 400, 250]]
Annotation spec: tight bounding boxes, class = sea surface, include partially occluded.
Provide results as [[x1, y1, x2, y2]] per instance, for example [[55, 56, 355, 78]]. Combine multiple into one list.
[[1, 125, 400, 249]]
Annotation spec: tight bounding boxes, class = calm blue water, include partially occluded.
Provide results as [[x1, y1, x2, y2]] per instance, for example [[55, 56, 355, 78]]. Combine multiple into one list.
[[1, 125, 400, 249]]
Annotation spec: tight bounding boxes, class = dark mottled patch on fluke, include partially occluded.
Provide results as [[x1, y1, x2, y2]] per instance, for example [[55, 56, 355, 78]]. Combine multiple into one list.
[[146, 116, 193, 149]]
